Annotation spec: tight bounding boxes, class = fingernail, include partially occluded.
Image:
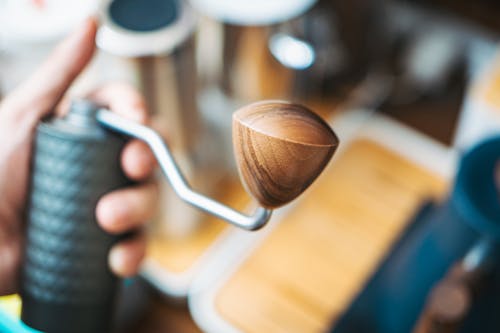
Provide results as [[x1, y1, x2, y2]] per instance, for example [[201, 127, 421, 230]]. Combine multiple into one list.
[[109, 203, 129, 227], [116, 200, 129, 215], [109, 246, 126, 275], [97, 198, 127, 230], [139, 145, 155, 166]]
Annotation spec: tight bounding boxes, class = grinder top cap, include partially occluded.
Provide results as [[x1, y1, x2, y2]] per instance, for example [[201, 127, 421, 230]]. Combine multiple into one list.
[[97, 0, 196, 57]]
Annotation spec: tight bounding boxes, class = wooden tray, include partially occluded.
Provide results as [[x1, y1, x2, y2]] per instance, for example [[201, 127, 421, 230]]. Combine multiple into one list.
[[188, 110, 457, 332], [142, 176, 252, 298]]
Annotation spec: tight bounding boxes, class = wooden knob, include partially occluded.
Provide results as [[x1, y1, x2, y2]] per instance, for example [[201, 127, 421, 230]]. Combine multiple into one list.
[[232, 101, 339, 208]]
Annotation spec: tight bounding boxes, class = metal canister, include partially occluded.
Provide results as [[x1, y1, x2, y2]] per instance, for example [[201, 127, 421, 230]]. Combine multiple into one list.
[[190, 0, 320, 170], [97, 0, 204, 237], [192, 0, 319, 99], [192, 0, 387, 109], [97, 0, 198, 156], [190, 0, 387, 169], [21, 100, 130, 333]]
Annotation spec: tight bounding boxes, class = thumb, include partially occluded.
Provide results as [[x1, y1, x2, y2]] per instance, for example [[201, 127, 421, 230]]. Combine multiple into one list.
[[1, 17, 97, 124]]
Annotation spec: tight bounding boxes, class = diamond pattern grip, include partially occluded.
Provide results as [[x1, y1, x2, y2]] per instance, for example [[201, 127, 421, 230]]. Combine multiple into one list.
[[23, 127, 129, 305]]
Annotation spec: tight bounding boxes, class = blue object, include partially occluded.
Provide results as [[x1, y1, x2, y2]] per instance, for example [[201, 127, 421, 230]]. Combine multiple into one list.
[[452, 136, 500, 239], [332, 136, 500, 333], [0, 278, 149, 333], [0, 309, 41, 333], [109, 0, 178, 32]]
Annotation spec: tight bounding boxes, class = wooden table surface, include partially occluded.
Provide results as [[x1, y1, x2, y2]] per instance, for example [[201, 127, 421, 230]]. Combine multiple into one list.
[[125, 87, 461, 332], [130, 134, 451, 333], [129, 181, 251, 333], [201, 134, 448, 333]]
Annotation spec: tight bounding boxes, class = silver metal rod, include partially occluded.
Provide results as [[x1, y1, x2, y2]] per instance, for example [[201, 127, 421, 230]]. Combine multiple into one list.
[[96, 109, 272, 230]]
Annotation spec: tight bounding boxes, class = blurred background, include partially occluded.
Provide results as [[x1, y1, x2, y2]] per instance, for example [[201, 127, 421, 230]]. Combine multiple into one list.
[[2, 0, 500, 332]]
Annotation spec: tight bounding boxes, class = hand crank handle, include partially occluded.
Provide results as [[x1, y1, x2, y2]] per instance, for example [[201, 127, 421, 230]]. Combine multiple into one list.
[[96, 109, 272, 231]]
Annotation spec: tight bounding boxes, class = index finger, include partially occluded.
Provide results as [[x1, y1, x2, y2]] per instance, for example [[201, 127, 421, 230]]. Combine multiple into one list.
[[0, 18, 97, 125]]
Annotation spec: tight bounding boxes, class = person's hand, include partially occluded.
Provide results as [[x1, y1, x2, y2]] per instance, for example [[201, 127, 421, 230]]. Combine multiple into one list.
[[0, 18, 158, 295]]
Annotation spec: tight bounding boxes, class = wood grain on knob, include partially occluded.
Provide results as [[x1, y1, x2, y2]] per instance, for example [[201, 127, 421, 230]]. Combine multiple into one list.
[[232, 101, 339, 208]]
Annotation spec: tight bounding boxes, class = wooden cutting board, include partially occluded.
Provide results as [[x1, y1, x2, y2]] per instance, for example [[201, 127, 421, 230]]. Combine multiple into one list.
[[210, 137, 449, 333], [145, 176, 250, 293]]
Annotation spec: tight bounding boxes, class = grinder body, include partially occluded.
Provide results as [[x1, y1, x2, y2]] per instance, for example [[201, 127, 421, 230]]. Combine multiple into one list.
[[21, 101, 129, 333]]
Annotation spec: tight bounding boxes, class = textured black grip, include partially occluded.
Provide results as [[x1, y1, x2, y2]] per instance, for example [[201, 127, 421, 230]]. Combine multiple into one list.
[[21, 107, 130, 333]]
